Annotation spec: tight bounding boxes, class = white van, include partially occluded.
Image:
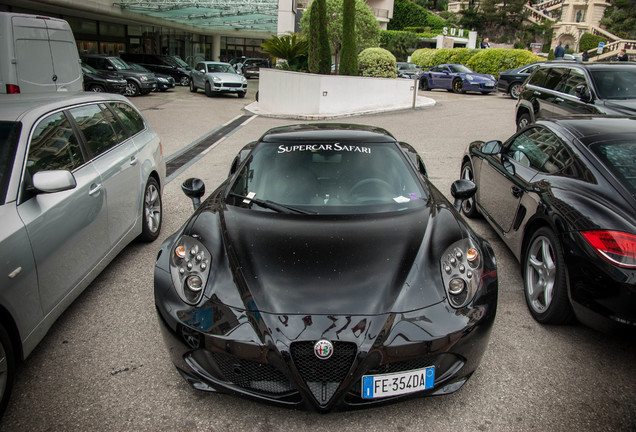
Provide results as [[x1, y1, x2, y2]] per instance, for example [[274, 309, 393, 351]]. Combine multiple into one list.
[[0, 12, 82, 94]]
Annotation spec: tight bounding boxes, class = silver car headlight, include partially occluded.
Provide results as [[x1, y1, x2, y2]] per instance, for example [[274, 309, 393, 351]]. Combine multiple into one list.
[[212, 76, 222, 82], [440, 238, 483, 309], [170, 235, 211, 305], [466, 75, 476, 83]]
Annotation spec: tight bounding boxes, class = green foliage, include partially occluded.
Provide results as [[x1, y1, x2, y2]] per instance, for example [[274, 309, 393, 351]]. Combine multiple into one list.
[[389, 0, 449, 31], [411, 47, 544, 75], [300, 0, 380, 67], [514, 41, 526, 49], [317, 0, 332, 74], [340, 0, 358, 75], [261, 34, 308, 72], [601, 1, 636, 39], [380, 30, 421, 61], [358, 47, 397, 78], [308, 2, 321, 73], [579, 33, 606, 52]]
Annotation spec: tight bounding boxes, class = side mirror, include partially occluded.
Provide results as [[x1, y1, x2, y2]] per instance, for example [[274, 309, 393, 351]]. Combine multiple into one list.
[[450, 179, 477, 211], [182, 178, 205, 210], [32, 170, 77, 193], [480, 140, 503, 155], [575, 84, 593, 103]]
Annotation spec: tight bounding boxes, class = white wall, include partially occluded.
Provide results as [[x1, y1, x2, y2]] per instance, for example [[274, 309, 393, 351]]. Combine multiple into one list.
[[258, 69, 416, 117]]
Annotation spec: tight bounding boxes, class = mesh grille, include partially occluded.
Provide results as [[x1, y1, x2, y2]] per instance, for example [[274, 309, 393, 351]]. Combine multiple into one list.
[[291, 341, 357, 404], [211, 351, 293, 395]]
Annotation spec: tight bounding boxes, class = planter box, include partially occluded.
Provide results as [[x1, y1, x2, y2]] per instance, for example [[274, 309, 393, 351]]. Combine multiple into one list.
[[255, 69, 424, 119]]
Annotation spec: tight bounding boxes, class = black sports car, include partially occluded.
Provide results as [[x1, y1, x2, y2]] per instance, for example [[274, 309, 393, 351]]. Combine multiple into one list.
[[154, 124, 498, 412], [461, 116, 636, 333], [496, 61, 543, 99]]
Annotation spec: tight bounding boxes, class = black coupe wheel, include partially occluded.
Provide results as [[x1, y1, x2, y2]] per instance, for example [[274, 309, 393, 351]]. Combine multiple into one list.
[[517, 113, 531, 131], [0, 323, 15, 421], [125, 81, 140, 97], [419, 77, 430, 91], [523, 227, 574, 324], [139, 177, 162, 242], [180, 76, 190, 86], [205, 81, 213, 97], [189, 79, 197, 93], [452, 79, 465, 94], [88, 84, 105, 92], [460, 160, 479, 218], [509, 82, 522, 99]]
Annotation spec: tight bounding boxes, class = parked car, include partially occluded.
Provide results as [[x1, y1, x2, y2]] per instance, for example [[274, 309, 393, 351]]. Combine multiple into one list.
[[515, 61, 636, 130], [241, 58, 270, 79], [126, 62, 175, 91], [0, 12, 82, 94], [80, 54, 157, 97], [461, 116, 636, 333], [496, 61, 544, 99], [189, 61, 247, 98], [120, 53, 191, 86], [0, 92, 165, 419], [154, 123, 498, 412], [81, 63, 127, 93], [397, 62, 422, 79], [419, 64, 497, 94]]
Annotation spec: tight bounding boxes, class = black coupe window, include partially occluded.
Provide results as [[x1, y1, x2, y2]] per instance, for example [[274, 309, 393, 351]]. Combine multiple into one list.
[[505, 127, 572, 174], [228, 142, 428, 214], [589, 141, 636, 195], [590, 68, 636, 100]]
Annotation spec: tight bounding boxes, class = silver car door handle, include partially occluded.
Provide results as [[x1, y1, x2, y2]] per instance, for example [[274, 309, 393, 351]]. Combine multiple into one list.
[[533, 91, 541, 96], [89, 184, 103, 196], [555, 97, 564, 102], [130, 156, 138, 166]]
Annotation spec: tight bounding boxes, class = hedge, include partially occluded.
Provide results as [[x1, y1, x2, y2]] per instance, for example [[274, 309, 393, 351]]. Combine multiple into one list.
[[358, 47, 397, 78], [411, 48, 545, 75]]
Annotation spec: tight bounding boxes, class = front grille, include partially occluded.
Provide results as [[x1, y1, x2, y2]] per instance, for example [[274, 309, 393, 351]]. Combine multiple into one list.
[[291, 341, 357, 404], [211, 351, 293, 395], [222, 83, 242, 88]]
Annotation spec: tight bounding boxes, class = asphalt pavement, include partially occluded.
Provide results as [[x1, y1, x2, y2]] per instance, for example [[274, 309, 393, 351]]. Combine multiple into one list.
[[1, 83, 634, 432]]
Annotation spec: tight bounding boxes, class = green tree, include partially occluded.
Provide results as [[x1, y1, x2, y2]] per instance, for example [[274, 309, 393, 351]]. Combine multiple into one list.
[[340, 0, 358, 75], [600, 0, 636, 39], [308, 0, 331, 74], [260, 33, 308, 71], [301, 0, 380, 74], [380, 30, 422, 61]]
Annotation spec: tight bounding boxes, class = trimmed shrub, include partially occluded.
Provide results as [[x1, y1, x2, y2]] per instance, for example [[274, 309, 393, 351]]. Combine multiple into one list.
[[358, 47, 397, 78], [579, 33, 606, 52], [411, 48, 544, 75]]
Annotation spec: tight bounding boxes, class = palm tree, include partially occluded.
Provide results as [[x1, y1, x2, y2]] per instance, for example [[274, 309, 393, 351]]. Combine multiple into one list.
[[260, 33, 308, 70]]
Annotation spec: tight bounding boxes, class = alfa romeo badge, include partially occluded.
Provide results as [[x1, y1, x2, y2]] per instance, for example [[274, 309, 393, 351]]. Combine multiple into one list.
[[314, 339, 334, 360]]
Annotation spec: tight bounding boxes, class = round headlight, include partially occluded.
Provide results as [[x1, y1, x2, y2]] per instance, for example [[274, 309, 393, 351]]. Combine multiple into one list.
[[448, 278, 466, 295], [186, 275, 203, 292]]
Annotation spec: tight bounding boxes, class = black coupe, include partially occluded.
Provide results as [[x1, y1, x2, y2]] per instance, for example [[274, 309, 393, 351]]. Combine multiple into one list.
[[154, 124, 498, 412], [461, 116, 636, 333]]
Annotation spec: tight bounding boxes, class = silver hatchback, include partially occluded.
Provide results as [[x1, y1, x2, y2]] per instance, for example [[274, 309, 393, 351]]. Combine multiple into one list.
[[0, 92, 165, 418]]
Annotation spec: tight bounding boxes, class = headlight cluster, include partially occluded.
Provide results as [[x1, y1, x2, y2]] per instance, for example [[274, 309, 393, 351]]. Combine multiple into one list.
[[140, 75, 148, 82], [170, 235, 211, 305], [440, 239, 482, 309]]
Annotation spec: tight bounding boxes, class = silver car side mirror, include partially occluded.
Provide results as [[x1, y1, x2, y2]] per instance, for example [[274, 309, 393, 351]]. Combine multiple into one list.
[[32, 170, 77, 193]]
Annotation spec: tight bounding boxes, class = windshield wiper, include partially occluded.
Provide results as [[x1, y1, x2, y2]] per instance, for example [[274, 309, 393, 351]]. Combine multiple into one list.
[[228, 193, 315, 215]]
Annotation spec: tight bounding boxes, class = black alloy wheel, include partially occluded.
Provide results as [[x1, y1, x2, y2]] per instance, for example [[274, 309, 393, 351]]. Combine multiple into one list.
[[180, 76, 190, 86], [205, 81, 213, 97], [89, 84, 105, 92], [522, 227, 574, 324], [189, 79, 197, 93], [517, 113, 531, 131], [420, 77, 430, 91], [452, 79, 465, 94], [125, 81, 140, 97]]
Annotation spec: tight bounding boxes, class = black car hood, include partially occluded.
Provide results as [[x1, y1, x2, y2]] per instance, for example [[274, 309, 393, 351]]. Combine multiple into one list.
[[191, 200, 464, 316], [602, 99, 636, 115]]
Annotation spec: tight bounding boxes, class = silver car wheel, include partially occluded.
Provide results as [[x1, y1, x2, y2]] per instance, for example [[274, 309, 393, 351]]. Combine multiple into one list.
[[144, 182, 161, 234], [525, 235, 556, 314], [180, 76, 190, 86], [510, 82, 521, 99]]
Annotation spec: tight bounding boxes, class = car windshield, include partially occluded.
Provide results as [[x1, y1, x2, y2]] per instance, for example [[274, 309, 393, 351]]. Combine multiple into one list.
[[169, 55, 190, 68], [110, 57, 132, 70], [207, 63, 235, 73], [82, 63, 98, 74], [399, 63, 418, 71], [228, 142, 428, 215], [590, 67, 636, 100], [589, 140, 636, 196], [0, 121, 21, 204], [128, 63, 150, 72], [449, 64, 473, 73]]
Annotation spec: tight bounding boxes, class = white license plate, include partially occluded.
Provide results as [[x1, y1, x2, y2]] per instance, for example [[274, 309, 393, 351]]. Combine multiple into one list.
[[484, 83, 494, 87], [361, 366, 435, 399]]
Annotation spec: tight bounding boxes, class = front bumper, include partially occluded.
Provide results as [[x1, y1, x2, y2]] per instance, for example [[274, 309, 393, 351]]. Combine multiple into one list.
[[154, 265, 497, 412], [465, 81, 496, 92], [212, 82, 247, 94]]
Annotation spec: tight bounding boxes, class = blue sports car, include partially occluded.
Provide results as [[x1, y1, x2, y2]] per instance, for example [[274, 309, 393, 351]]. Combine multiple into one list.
[[419, 64, 497, 94]]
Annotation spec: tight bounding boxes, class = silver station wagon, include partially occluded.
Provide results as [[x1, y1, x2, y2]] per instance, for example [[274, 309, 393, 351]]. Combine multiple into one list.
[[0, 92, 165, 418]]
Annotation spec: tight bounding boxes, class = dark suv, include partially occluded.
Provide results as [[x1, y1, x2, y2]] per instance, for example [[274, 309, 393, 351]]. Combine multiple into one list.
[[120, 53, 192, 86], [80, 54, 157, 96], [515, 62, 636, 130]]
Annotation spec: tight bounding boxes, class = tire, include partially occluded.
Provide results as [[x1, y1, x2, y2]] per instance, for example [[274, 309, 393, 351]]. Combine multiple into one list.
[[237, 91, 246, 98], [179, 75, 190, 86], [480, 91, 490, 95], [452, 79, 465, 94], [88, 84, 105, 92], [125, 81, 140, 97], [460, 160, 479, 218], [419, 77, 430, 91], [189, 79, 197, 93], [509, 82, 522, 99], [517, 113, 531, 131], [0, 323, 15, 421], [522, 227, 574, 324], [205, 81, 212, 97], [139, 177, 162, 242]]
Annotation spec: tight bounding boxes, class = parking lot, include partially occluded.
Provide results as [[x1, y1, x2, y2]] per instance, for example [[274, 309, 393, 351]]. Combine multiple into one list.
[[1, 84, 634, 432]]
